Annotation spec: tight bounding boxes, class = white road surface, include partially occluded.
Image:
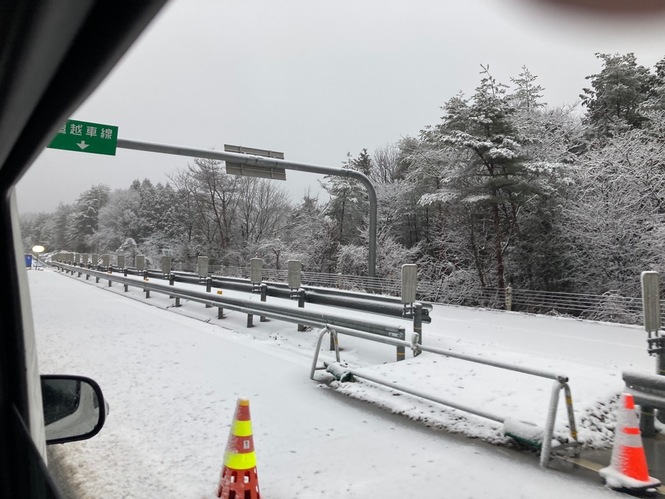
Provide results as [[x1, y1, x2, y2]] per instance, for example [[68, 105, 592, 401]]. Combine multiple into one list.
[[30, 268, 637, 498]]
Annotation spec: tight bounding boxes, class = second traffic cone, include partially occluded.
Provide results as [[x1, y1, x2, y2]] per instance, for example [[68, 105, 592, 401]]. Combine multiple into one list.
[[217, 398, 260, 499], [599, 393, 661, 492]]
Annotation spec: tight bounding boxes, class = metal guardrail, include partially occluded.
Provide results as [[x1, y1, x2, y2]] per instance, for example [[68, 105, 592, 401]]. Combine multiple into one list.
[[311, 326, 578, 468], [200, 265, 645, 324], [92, 265, 433, 324], [53, 259, 646, 324], [52, 263, 408, 360], [623, 370, 665, 437]]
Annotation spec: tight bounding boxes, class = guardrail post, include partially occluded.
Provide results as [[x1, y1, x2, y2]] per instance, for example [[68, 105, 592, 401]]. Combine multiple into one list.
[[205, 277, 212, 308], [652, 354, 665, 433], [260, 284, 268, 322], [145, 288, 150, 299], [641, 408, 656, 438], [298, 289, 306, 332], [175, 297, 181, 307], [247, 312, 254, 328], [124, 283, 128, 292], [218, 306, 224, 319], [108, 277, 112, 287], [86, 272, 90, 280], [168, 273, 175, 299], [397, 326, 406, 362], [505, 286, 513, 311], [95, 276, 100, 283], [414, 302, 423, 354]]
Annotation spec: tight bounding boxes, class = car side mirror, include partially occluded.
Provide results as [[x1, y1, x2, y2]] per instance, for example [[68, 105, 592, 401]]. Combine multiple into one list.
[[41, 375, 107, 445]]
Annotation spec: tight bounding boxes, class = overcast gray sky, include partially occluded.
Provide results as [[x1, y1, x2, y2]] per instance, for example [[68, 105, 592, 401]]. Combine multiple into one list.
[[15, 0, 665, 213]]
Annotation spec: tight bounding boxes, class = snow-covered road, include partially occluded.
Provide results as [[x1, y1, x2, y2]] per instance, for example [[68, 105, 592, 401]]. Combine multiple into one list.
[[30, 268, 637, 498]]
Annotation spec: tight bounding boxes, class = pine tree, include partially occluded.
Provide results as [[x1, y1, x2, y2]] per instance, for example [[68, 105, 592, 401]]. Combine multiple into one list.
[[322, 151, 369, 247], [581, 53, 655, 136], [510, 66, 545, 114]]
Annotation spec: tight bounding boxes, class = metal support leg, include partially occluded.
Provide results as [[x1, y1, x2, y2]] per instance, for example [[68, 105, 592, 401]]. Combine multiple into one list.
[[260, 284, 268, 322], [247, 313, 254, 328], [205, 277, 212, 308], [657, 352, 665, 424], [413, 302, 423, 356], [310, 327, 341, 380], [145, 289, 150, 298], [562, 382, 578, 446], [218, 307, 224, 319], [642, 406, 656, 438], [540, 381, 563, 467], [297, 289, 306, 332], [175, 297, 181, 307]]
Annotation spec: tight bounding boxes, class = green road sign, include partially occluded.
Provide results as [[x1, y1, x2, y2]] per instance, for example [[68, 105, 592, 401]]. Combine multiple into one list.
[[48, 119, 118, 155]]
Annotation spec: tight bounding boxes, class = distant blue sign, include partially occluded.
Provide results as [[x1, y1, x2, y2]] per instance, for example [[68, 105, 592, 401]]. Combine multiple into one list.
[[25, 254, 32, 268]]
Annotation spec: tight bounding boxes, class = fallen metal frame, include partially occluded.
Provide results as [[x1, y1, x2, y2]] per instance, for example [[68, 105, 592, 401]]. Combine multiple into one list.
[[310, 326, 578, 468]]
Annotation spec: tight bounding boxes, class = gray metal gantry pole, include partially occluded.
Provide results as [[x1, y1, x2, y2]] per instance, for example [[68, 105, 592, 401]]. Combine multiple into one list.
[[116, 138, 378, 279]]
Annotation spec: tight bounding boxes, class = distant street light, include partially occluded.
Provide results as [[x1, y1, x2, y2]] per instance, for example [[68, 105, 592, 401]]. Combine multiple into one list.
[[32, 245, 45, 254]]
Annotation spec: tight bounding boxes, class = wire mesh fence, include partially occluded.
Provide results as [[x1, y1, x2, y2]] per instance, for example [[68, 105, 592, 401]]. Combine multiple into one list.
[[197, 265, 647, 326]]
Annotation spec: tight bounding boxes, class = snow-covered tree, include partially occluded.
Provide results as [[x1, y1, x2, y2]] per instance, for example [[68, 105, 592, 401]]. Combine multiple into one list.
[[562, 117, 665, 295], [88, 189, 141, 253], [581, 53, 654, 136], [321, 152, 369, 247], [419, 66, 541, 289]]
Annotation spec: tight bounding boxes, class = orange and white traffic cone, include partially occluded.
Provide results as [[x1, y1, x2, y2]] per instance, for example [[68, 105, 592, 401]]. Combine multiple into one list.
[[599, 393, 661, 492], [217, 398, 260, 499]]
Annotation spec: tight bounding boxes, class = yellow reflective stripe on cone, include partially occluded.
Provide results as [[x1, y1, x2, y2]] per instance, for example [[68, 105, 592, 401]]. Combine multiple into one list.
[[232, 420, 253, 437], [224, 451, 257, 470]]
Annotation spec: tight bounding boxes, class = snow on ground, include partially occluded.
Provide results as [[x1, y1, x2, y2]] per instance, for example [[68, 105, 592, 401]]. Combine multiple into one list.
[[29, 268, 644, 498]]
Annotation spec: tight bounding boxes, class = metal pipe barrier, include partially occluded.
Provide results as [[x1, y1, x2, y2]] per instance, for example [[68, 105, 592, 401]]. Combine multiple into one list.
[[310, 325, 578, 468]]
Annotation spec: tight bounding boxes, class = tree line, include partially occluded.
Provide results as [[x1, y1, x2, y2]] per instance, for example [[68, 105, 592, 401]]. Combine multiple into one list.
[[21, 53, 665, 298]]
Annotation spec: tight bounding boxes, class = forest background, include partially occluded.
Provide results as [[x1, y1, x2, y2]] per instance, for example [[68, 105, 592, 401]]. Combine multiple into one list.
[[20, 53, 665, 301]]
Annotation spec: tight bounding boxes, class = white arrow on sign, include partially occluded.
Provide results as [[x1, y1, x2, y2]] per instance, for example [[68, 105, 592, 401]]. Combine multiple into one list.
[[76, 141, 89, 150]]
